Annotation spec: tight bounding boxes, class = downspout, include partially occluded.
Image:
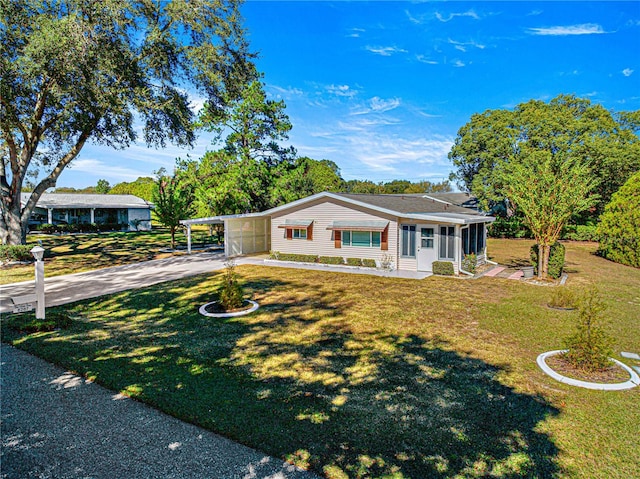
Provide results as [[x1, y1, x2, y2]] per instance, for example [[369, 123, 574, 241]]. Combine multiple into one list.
[[459, 267, 474, 277]]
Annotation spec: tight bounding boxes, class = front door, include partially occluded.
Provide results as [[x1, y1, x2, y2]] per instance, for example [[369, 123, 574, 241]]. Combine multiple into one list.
[[417, 225, 437, 271]]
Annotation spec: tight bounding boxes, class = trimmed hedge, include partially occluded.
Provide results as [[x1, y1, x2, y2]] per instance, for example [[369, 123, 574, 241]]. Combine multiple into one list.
[[35, 223, 126, 233], [346, 258, 362, 267], [274, 252, 319, 263], [318, 256, 345, 265], [0, 245, 34, 262], [530, 242, 565, 279], [432, 261, 454, 276], [361, 259, 376, 268]]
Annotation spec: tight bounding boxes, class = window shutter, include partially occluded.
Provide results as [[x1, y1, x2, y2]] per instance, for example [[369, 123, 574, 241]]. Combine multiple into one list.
[[381, 226, 388, 251], [286, 228, 293, 240], [307, 222, 313, 241], [334, 230, 341, 248]]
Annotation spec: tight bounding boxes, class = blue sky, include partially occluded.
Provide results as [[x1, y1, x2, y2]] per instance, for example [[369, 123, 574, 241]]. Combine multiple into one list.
[[63, 1, 640, 189]]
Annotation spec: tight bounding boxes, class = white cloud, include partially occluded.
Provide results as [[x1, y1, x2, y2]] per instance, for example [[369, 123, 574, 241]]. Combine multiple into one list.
[[365, 45, 408, 56], [453, 60, 466, 68], [350, 97, 401, 116], [347, 27, 365, 38], [529, 23, 606, 36], [326, 84, 358, 98], [69, 158, 154, 182], [448, 39, 486, 52], [435, 10, 480, 22], [268, 85, 304, 99], [416, 55, 438, 65], [622, 68, 634, 77]]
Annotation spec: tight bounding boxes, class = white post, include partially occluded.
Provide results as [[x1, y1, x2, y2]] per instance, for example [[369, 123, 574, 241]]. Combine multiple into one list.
[[187, 224, 192, 254], [31, 246, 45, 320], [48, 208, 53, 224], [90, 208, 95, 224]]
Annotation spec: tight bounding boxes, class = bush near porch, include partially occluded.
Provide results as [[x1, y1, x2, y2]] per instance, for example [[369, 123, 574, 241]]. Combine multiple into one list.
[[3, 239, 638, 479]]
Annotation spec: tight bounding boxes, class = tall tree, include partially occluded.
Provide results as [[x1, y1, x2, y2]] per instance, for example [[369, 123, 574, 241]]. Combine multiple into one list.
[[270, 157, 344, 205], [152, 170, 194, 249], [1, 0, 255, 244], [498, 151, 598, 279], [449, 95, 640, 215], [95, 179, 111, 194], [109, 177, 156, 202], [200, 79, 295, 167]]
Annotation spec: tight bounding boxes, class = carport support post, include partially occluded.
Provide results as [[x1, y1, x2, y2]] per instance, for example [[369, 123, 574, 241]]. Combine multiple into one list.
[[187, 224, 192, 254]]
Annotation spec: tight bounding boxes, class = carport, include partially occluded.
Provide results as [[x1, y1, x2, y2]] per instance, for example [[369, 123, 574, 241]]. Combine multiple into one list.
[[180, 213, 271, 256]]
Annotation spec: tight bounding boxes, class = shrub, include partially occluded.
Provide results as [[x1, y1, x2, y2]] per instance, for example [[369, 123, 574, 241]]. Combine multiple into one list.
[[432, 261, 454, 276], [563, 288, 614, 371], [597, 172, 640, 268], [461, 253, 477, 274], [269, 251, 280, 260], [487, 216, 532, 238], [36, 223, 56, 234], [0, 245, 34, 262], [346, 258, 362, 267], [361, 258, 376, 268], [548, 287, 577, 309], [562, 224, 599, 242], [379, 253, 394, 270], [219, 260, 244, 310], [275, 253, 318, 263], [530, 242, 565, 279], [318, 256, 345, 265]]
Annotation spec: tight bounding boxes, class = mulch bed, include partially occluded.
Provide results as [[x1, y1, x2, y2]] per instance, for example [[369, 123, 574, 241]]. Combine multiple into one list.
[[546, 354, 630, 383], [203, 300, 253, 314]]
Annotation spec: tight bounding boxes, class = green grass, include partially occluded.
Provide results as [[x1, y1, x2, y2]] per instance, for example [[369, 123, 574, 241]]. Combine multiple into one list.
[[2, 239, 639, 478], [0, 227, 219, 285]]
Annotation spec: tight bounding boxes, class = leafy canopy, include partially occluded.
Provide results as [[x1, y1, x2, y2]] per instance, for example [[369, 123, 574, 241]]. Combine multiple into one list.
[[1, 0, 254, 244]]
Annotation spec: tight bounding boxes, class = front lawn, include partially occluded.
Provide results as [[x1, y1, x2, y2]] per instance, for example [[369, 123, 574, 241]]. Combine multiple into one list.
[[0, 227, 218, 285], [2, 240, 639, 478]]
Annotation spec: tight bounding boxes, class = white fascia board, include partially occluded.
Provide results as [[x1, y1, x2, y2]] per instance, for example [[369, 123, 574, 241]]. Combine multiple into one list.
[[180, 211, 266, 225], [400, 213, 496, 225]]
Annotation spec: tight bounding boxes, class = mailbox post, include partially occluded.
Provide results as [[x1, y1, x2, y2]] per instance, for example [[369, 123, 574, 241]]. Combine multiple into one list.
[[30, 246, 45, 319]]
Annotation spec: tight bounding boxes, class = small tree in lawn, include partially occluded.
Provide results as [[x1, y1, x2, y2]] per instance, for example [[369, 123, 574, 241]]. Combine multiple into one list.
[[564, 288, 614, 371], [499, 151, 598, 279], [152, 170, 194, 249], [219, 260, 244, 310]]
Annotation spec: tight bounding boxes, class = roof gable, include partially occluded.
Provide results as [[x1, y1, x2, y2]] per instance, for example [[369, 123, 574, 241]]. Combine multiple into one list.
[[21, 193, 151, 209]]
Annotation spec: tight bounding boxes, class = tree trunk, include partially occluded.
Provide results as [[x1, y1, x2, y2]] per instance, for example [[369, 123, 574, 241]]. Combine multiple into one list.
[[1, 198, 28, 245], [170, 227, 176, 250], [538, 244, 550, 280]]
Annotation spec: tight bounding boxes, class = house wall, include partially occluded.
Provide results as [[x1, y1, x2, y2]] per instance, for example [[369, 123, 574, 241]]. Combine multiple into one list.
[[127, 208, 152, 231], [271, 198, 398, 267]]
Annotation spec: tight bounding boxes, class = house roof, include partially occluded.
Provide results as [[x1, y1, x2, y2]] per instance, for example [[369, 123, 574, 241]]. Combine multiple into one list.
[[21, 193, 152, 209], [265, 192, 493, 225]]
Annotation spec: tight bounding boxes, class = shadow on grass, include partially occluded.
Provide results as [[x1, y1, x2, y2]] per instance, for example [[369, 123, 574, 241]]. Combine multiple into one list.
[[3, 271, 560, 479]]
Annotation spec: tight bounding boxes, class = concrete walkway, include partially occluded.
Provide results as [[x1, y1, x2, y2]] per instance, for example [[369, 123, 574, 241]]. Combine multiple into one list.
[[0, 343, 318, 479], [0, 252, 232, 313]]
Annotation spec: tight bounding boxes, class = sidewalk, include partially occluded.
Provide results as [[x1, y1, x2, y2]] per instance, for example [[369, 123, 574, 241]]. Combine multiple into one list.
[[0, 343, 318, 479]]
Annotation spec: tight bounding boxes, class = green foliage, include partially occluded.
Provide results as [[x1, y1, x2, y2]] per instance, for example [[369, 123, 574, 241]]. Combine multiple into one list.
[[1, 0, 254, 244], [344, 179, 452, 195], [548, 288, 577, 310], [274, 253, 318, 263], [219, 261, 244, 311], [95, 179, 111, 194], [432, 261, 455, 276], [487, 215, 532, 238], [270, 157, 345, 205], [152, 170, 195, 249], [597, 172, 640, 268], [501, 150, 596, 279], [109, 177, 157, 202], [561, 224, 600, 242], [361, 258, 377, 268], [346, 258, 362, 267], [0, 244, 34, 262], [449, 94, 640, 216], [530, 243, 565, 279], [318, 256, 345, 265], [462, 253, 477, 274], [563, 289, 614, 371]]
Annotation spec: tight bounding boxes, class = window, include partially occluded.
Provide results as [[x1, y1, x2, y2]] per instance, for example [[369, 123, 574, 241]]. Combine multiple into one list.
[[401, 225, 416, 257], [420, 227, 434, 248], [292, 228, 307, 239], [439, 226, 455, 260], [462, 223, 486, 255], [342, 230, 381, 247]]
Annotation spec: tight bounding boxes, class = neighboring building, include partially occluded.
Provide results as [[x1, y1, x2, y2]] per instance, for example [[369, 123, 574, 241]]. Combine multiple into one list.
[[22, 193, 153, 231], [181, 192, 494, 274]]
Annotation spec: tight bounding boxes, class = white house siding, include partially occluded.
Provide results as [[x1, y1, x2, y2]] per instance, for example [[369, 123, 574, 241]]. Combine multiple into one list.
[[271, 198, 398, 267], [127, 208, 152, 231], [226, 217, 271, 256], [397, 220, 462, 273]]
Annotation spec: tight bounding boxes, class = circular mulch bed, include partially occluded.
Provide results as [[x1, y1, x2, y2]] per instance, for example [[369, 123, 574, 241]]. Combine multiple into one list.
[[537, 350, 640, 391], [199, 300, 259, 318]]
